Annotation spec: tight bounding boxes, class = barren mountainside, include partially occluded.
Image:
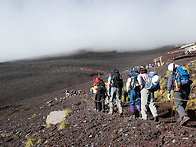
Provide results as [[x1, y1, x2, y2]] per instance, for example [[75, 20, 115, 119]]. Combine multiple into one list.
[[0, 48, 195, 147]]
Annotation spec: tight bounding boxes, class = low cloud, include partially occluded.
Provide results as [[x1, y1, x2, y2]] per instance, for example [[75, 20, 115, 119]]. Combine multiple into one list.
[[0, 0, 196, 62]]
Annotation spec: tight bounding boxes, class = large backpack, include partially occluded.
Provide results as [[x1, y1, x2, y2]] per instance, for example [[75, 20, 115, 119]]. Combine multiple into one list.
[[130, 76, 139, 90], [175, 65, 191, 86], [128, 69, 139, 90], [111, 70, 123, 88], [145, 71, 160, 91], [93, 77, 102, 86], [93, 77, 106, 94], [128, 67, 139, 77]]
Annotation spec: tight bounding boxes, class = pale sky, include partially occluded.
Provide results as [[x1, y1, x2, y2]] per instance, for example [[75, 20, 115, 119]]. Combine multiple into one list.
[[0, 0, 196, 62]]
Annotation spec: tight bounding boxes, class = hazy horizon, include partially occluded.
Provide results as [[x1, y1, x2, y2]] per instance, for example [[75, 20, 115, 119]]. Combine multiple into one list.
[[0, 0, 196, 62]]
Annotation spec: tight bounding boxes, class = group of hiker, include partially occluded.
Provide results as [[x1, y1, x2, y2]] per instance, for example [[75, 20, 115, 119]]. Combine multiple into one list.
[[90, 62, 193, 126]]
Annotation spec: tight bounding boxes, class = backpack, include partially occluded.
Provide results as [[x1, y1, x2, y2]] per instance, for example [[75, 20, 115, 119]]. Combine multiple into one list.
[[128, 69, 139, 90], [128, 67, 139, 77], [145, 71, 160, 91], [175, 65, 191, 86], [111, 70, 123, 88], [97, 81, 106, 94], [93, 77, 106, 94], [130, 76, 139, 90], [93, 77, 102, 86]]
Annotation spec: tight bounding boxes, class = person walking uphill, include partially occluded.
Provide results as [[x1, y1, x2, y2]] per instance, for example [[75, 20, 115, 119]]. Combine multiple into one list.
[[167, 63, 192, 126], [108, 69, 123, 115], [137, 66, 159, 122], [126, 67, 141, 118], [92, 77, 107, 112]]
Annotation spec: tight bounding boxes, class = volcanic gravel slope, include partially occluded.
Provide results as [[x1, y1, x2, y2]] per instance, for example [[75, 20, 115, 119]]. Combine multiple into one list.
[[0, 49, 195, 146], [0, 92, 195, 146]]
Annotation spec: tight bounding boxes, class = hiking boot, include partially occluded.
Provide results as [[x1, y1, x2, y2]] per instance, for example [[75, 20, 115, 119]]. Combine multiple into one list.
[[154, 116, 159, 122], [179, 116, 190, 126]]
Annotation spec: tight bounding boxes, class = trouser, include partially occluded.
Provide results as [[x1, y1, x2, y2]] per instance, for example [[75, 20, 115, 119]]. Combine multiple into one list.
[[122, 90, 129, 103], [175, 85, 190, 119], [128, 89, 141, 113], [109, 87, 122, 114], [141, 88, 158, 120], [95, 93, 105, 112], [170, 90, 174, 98]]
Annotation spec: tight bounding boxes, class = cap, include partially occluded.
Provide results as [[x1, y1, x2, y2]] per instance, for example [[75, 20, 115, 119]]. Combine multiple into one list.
[[168, 63, 179, 71]]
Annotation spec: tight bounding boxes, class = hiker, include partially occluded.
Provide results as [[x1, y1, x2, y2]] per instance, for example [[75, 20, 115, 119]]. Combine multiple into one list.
[[137, 66, 159, 121], [167, 63, 192, 125], [92, 77, 107, 112], [108, 69, 123, 115], [126, 67, 141, 118]]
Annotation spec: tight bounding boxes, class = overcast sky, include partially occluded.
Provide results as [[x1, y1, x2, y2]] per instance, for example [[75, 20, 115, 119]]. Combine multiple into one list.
[[0, 0, 196, 62]]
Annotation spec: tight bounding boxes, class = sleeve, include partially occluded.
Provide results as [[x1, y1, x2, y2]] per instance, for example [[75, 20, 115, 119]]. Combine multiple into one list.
[[167, 76, 173, 92], [126, 78, 131, 92], [137, 75, 142, 86], [107, 76, 112, 94], [108, 76, 111, 84]]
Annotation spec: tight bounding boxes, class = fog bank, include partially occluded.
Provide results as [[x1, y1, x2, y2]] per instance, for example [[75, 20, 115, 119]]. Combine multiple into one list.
[[0, 0, 196, 62]]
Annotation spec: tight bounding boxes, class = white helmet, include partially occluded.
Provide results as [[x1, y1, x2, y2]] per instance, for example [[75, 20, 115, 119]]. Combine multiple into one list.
[[168, 63, 179, 71], [152, 75, 160, 84]]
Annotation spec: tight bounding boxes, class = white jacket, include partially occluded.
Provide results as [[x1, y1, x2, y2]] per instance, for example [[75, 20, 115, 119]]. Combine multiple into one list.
[[126, 78, 132, 92], [137, 73, 148, 89]]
